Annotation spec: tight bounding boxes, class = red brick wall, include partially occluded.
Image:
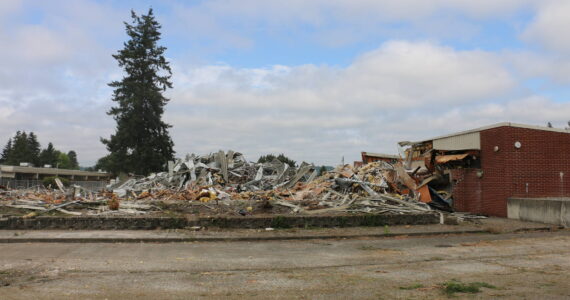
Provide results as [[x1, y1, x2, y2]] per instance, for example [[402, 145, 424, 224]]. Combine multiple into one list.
[[449, 169, 482, 213], [452, 126, 570, 217]]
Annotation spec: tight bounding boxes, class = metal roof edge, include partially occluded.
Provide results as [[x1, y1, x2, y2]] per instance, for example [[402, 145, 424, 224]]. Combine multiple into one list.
[[398, 122, 570, 145]]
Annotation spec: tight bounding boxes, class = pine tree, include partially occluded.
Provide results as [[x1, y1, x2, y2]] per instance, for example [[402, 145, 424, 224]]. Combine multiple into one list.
[[39, 142, 58, 167], [11, 131, 31, 165], [27, 132, 41, 166], [101, 8, 175, 175], [67, 150, 79, 169], [0, 138, 13, 164]]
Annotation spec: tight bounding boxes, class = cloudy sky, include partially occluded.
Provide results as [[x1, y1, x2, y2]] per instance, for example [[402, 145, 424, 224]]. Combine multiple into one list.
[[2, 0, 570, 166]]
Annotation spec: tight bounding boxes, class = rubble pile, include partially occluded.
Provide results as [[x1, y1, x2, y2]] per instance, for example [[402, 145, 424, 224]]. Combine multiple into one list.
[[0, 150, 448, 217], [0, 183, 155, 217]]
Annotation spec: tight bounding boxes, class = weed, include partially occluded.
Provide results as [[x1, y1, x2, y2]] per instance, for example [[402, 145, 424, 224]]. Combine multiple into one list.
[[399, 283, 424, 290], [384, 225, 390, 234], [441, 279, 496, 296]]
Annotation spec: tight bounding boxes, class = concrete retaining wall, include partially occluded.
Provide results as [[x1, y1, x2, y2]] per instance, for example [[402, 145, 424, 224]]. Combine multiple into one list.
[[0, 213, 439, 230], [508, 197, 570, 227]]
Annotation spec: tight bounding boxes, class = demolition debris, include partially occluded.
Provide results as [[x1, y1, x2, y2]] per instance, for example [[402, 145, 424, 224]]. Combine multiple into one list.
[[0, 150, 454, 218]]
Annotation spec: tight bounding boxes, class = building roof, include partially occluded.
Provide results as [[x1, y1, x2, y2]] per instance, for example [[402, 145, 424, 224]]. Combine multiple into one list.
[[361, 152, 400, 159], [398, 122, 570, 146], [0, 165, 111, 177]]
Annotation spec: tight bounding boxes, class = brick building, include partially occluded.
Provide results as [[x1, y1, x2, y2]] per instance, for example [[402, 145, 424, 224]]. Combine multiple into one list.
[[399, 122, 570, 217]]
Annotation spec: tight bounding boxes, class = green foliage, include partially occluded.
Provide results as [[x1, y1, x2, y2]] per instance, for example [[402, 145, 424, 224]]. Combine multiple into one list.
[[441, 280, 496, 296], [1, 132, 81, 169], [39, 143, 59, 167], [67, 151, 79, 169], [10, 131, 32, 165], [27, 132, 41, 166], [57, 152, 72, 169], [0, 138, 12, 164], [93, 154, 118, 173], [42, 176, 70, 188], [101, 8, 175, 176], [258, 153, 296, 167], [318, 165, 327, 176], [2, 131, 41, 166], [270, 215, 291, 228]]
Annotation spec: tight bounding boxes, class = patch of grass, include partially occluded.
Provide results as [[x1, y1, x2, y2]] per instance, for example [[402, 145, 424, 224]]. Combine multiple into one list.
[[399, 283, 424, 290], [270, 215, 291, 228], [428, 256, 444, 261], [441, 279, 496, 296]]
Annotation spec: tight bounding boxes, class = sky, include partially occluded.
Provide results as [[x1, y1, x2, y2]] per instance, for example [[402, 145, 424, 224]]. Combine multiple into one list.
[[2, 0, 570, 167]]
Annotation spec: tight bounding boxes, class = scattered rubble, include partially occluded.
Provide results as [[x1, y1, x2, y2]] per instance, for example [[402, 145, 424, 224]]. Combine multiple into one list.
[[0, 150, 459, 219]]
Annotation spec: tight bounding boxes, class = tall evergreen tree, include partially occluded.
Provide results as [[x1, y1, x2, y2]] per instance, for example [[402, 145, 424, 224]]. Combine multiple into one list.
[[27, 132, 41, 166], [39, 142, 58, 167], [11, 131, 32, 165], [0, 138, 13, 164], [67, 150, 79, 169], [101, 8, 175, 175]]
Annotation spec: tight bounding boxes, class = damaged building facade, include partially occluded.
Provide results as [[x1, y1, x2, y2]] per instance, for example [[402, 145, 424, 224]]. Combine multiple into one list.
[[399, 122, 570, 218], [354, 152, 400, 167]]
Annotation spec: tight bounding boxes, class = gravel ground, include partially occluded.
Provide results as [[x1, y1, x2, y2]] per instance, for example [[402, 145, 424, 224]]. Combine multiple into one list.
[[0, 230, 569, 299]]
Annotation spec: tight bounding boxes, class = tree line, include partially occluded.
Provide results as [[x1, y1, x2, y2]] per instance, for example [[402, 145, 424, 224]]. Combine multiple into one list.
[[0, 131, 79, 169]]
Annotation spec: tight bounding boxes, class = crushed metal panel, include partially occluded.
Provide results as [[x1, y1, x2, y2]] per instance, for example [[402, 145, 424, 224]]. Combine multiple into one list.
[[217, 150, 228, 182], [433, 132, 480, 150]]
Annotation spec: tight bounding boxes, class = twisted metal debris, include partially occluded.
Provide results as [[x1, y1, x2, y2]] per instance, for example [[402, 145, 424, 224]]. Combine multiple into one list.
[[1, 150, 437, 217]]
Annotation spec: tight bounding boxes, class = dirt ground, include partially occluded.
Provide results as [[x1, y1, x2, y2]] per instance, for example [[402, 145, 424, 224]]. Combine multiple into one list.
[[0, 230, 569, 299]]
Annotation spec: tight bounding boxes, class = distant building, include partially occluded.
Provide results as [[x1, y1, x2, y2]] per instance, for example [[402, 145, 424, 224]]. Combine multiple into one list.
[[0, 164, 111, 181], [354, 152, 400, 167]]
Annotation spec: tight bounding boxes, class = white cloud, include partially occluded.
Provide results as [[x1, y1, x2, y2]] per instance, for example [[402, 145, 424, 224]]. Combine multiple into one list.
[[165, 0, 539, 51], [173, 41, 514, 109], [523, 0, 570, 54], [505, 51, 570, 85], [166, 40, 521, 164], [0, 0, 21, 18]]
